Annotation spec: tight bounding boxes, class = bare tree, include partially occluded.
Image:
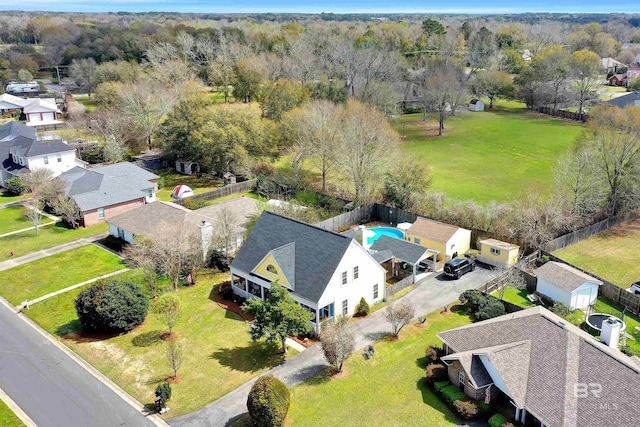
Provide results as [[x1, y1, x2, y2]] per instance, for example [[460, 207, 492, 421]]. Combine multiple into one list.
[[214, 205, 238, 263], [154, 293, 181, 337], [22, 196, 45, 236], [421, 73, 468, 136], [497, 265, 527, 301], [384, 300, 415, 338], [70, 58, 98, 97], [554, 147, 604, 219], [124, 236, 159, 296], [165, 337, 183, 381], [50, 194, 81, 228], [319, 316, 356, 373]]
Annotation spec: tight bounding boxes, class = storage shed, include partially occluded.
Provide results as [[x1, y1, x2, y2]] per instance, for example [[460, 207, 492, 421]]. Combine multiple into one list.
[[534, 261, 602, 311], [469, 99, 484, 112], [477, 239, 520, 268]]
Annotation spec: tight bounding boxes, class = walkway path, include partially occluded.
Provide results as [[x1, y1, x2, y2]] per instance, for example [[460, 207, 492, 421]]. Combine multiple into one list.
[[169, 267, 498, 427], [0, 233, 108, 272], [0, 200, 22, 209], [0, 220, 58, 238]]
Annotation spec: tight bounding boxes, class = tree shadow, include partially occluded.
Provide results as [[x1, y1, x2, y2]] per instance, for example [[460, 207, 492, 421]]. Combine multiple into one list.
[[145, 374, 170, 386], [132, 330, 163, 347], [55, 319, 82, 337], [416, 378, 459, 422], [210, 342, 285, 373]]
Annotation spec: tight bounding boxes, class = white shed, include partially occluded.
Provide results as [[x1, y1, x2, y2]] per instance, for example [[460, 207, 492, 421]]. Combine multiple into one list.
[[534, 261, 602, 311], [175, 160, 200, 175], [469, 99, 484, 112]]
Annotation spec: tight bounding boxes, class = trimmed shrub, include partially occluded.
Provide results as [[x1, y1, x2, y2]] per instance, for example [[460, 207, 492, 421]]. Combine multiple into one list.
[[425, 363, 447, 384], [425, 345, 444, 363], [476, 298, 506, 320], [433, 381, 450, 393], [489, 414, 508, 427], [355, 297, 370, 316], [247, 375, 290, 427], [5, 176, 26, 195], [454, 399, 480, 420], [182, 197, 207, 210], [440, 385, 467, 405], [75, 279, 149, 333], [155, 382, 172, 403]]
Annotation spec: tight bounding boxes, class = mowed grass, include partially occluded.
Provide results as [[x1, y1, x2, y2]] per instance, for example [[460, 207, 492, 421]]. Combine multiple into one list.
[[26, 270, 296, 418], [553, 217, 640, 288], [0, 244, 124, 305], [156, 170, 223, 201], [0, 206, 53, 235], [0, 222, 108, 262], [0, 399, 24, 427], [394, 100, 585, 203], [0, 191, 24, 204], [286, 307, 472, 427]]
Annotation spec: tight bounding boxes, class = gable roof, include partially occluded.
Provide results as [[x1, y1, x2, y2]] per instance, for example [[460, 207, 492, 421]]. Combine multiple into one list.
[[480, 238, 519, 251], [107, 201, 214, 236], [0, 121, 36, 142], [231, 211, 356, 302], [438, 307, 640, 427], [369, 234, 437, 264], [534, 261, 602, 292], [606, 91, 640, 108], [195, 196, 260, 228], [406, 217, 462, 243], [22, 98, 59, 114]]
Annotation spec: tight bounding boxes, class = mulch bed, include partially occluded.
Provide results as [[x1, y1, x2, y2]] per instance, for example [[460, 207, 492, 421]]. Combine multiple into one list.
[[212, 290, 254, 323]]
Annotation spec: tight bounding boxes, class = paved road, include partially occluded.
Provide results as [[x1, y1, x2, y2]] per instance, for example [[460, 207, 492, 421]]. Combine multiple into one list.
[[170, 266, 499, 427], [0, 300, 158, 427]]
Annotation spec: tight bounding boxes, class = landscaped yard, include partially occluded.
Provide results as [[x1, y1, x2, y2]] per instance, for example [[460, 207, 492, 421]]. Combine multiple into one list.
[[156, 170, 223, 201], [0, 206, 54, 235], [0, 191, 24, 205], [0, 398, 24, 427], [26, 270, 298, 418], [285, 306, 472, 427], [0, 222, 108, 262], [393, 100, 585, 203], [0, 244, 125, 305]]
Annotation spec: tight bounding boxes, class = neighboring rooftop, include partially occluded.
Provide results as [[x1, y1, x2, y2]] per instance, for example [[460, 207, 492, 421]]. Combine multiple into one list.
[[605, 91, 640, 108], [534, 261, 602, 292], [195, 196, 260, 228], [369, 234, 438, 264], [406, 217, 462, 243], [480, 238, 519, 251], [107, 201, 214, 236]]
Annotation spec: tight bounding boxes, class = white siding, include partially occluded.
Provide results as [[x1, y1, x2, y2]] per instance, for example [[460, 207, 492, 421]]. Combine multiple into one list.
[[536, 277, 572, 308], [26, 150, 78, 177], [446, 227, 472, 259], [569, 282, 600, 310], [108, 223, 134, 243]]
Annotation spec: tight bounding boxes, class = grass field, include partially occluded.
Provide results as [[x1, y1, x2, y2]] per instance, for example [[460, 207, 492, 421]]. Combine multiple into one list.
[[0, 399, 24, 427], [393, 100, 585, 203], [0, 222, 108, 262], [553, 218, 640, 289], [0, 192, 24, 204], [26, 270, 297, 418], [285, 306, 471, 427], [0, 244, 124, 305], [0, 206, 53, 235], [156, 170, 223, 202]]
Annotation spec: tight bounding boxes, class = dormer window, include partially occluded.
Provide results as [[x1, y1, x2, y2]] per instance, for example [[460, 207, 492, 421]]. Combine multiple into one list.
[[266, 264, 278, 275]]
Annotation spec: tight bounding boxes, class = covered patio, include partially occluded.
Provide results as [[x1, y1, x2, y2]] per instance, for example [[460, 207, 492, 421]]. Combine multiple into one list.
[[369, 235, 439, 283]]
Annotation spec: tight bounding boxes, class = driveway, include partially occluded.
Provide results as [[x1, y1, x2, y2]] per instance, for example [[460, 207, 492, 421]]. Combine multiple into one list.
[[0, 300, 159, 427], [169, 264, 499, 427]]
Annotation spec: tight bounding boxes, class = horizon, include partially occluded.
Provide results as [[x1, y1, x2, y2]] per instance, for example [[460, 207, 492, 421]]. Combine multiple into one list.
[[1, 1, 640, 15]]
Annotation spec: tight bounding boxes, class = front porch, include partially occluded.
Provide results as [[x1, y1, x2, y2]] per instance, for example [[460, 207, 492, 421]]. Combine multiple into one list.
[[489, 387, 547, 427]]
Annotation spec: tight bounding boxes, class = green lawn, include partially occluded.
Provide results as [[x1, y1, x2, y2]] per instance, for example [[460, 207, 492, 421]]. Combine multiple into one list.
[[156, 170, 223, 202], [286, 307, 472, 427], [553, 218, 640, 289], [394, 100, 585, 203], [494, 287, 536, 308], [0, 192, 24, 204], [0, 399, 24, 427], [26, 270, 297, 418], [0, 222, 108, 262], [0, 206, 53, 235], [0, 244, 125, 305], [73, 95, 99, 112]]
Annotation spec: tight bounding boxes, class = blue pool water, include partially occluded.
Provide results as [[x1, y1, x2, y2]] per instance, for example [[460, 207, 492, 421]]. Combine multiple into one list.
[[367, 227, 404, 245]]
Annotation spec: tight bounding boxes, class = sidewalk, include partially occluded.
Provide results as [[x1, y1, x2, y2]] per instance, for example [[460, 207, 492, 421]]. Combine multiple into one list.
[[0, 220, 58, 238]]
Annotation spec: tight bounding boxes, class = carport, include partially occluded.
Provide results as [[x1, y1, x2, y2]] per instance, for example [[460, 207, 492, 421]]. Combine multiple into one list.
[[370, 235, 439, 282]]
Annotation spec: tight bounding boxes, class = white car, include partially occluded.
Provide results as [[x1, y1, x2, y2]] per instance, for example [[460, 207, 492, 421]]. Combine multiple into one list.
[[629, 282, 640, 295]]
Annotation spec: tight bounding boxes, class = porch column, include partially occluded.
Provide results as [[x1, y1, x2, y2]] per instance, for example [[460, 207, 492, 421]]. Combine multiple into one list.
[[244, 278, 249, 299], [315, 306, 320, 333], [260, 284, 265, 300], [412, 263, 416, 282], [514, 407, 520, 421], [520, 409, 527, 423]]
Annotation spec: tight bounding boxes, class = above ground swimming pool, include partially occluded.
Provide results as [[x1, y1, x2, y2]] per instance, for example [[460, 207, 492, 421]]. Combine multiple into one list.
[[367, 227, 404, 245]]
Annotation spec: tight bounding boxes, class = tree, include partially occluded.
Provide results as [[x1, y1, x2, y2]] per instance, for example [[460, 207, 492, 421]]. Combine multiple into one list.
[[471, 70, 515, 109], [384, 300, 415, 338], [155, 382, 172, 412], [355, 297, 370, 316], [319, 316, 356, 373], [165, 337, 183, 381], [422, 19, 446, 37], [532, 45, 571, 114], [259, 79, 309, 121], [242, 282, 312, 354], [233, 58, 264, 103], [124, 236, 159, 296], [422, 73, 468, 136], [496, 266, 527, 301], [247, 375, 290, 427], [22, 196, 44, 236], [154, 293, 181, 337], [50, 194, 81, 228], [570, 50, 600, 118], [70, 58, 98, 97], [75, 280, 149, 333], [629, 77, 640, 92], [465, 27, 496, 80], [4, 176, 26, 196], [214, 204, 238, 263], [17, 69, 33, 82], [554, 146, 604, 219], [383, 157, 432, 210]]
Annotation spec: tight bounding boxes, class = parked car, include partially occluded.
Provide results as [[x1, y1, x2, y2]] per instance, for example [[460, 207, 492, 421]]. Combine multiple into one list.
[[444, 257, 475, 279], [629, 282, 640, 295]]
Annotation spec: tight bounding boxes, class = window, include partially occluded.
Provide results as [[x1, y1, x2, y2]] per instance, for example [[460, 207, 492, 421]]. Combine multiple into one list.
[[373, 283, 379, 299], [147, 189, 153, 198], [414, 237, 421, 245], [459, 371, 466, 388], [353, 266, 359, 280], [266, 264, 278, 274], [118, 228, 125, 239], [342, 299, 348, 316], [341, 271, 347, 286], [97, 207, 105, 220], [43, 155, 49, 165], [490, 248, 501, 255], [57, 154, 62, 163], [19, 157, 23, 166]]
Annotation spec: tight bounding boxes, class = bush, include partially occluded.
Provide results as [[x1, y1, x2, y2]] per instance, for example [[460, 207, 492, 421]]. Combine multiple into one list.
[[459, 290, 486, 311], [75, 279, 149, 333], [5, 176, 26, 195], [182, 197, 207, 210], [425, 363, 447, 384], [155, 382, 172, 403], [538, 255, 551, 265], [489, 414, 508, 427], [454, 399, 480, 420], [247, 375, 290, 427], [219, 281, 234, 300], [425, 345, 444, 363], [551, 302, 570, 317], [476, 299, 506, 320], [433, 381, 450, 393], [440, 385, 467, 405], [355, 297, 370, 316]]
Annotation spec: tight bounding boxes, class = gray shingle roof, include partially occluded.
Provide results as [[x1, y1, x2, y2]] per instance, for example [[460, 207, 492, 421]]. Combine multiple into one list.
[[270, 242, 296, 286], [0, 122, 35, 142], [370, 234, 436, 264], [195, 196, 260, 228], [534, 261, 602, 292], [437, 307, 640, 427], [372, 249, 393, 263], [0, 122, 72, 172], [442, 351, 493, 388], [231, 211, 354, 303], [606, 91, 640, 108]]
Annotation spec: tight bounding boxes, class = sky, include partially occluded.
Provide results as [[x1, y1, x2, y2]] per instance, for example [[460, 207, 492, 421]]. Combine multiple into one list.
[[0, 0, 639, 14]]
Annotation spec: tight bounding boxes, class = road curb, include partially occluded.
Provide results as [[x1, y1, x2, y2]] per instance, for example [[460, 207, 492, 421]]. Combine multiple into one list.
[[0, 385, 37, 427]]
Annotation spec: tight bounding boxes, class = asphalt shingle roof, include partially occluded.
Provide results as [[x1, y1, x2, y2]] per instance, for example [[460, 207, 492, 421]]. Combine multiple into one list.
[[534, 261, 602, 292], [369, 234, 435, 264], [407, 217, 462, 243], [606, 91, 640, 108]]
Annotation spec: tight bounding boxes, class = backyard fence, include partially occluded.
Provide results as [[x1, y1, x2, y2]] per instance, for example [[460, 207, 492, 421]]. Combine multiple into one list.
[[315, 205, 375, 232], [385, 275, 415, 299], [536, 106, 588, 122], [174, 179, 256, 205]]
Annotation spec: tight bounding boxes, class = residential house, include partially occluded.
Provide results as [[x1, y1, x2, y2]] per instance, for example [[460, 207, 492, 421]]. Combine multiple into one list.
[[477, 239, 520, 268], [438, 306, 640, 427], [405, 217, 471, 262], [607, 73, 627, 87], [534, 261, 602, 310], [0, 94, 61, 126], [59, 162, 158, 226], [230, 211, 386, 331], [194, 195, 259, 253], [601, 57, 625, 74], [605, 91, 640, 108], [0, 121, 84, 187]]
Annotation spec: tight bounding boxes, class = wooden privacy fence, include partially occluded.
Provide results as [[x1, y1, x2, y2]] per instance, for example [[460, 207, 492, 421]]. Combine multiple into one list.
[[315, 205, 375, 232], [536, 106, 588, 122], [385, 275, 415, 299], [174, 179, 256, 205]]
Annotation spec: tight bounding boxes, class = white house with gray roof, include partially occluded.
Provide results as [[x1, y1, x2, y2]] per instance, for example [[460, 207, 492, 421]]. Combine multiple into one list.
[[230, 211, 386, 331], [438, 306, 640, 427], [534, 261, 602, 310]]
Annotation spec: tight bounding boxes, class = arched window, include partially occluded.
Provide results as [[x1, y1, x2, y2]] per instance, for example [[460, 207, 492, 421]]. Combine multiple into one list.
[[266, 264, 278, 274]]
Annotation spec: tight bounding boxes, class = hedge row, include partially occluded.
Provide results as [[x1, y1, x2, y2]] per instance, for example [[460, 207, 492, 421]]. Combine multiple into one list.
[[430, 381, 490, 421]]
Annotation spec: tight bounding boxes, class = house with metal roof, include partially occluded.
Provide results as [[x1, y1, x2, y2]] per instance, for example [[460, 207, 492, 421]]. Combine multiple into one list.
[[405, 216, 471, 262], [534, 261, 602, 311], [230, 211, 386, 331], [438, 306, 640, 427], [58, 162, 158, 226]]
